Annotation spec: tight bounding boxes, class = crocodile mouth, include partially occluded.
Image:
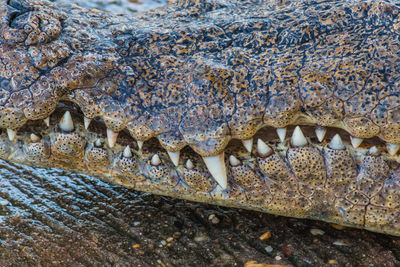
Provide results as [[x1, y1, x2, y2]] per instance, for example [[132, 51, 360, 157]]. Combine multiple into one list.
[[8, 101, 400, 193]]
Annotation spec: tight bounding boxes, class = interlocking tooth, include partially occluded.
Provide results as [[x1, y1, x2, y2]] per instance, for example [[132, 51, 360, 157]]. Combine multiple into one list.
[[167, 150, 180, 166], [202, 152, 227, 189], [329, 134, 345, 150], [387, 143, 400, 156], [7, 129, 16, 141], [59, 111, 74, 132], [229, 155, 241, 167], [257, 139, 272, 156], [276, 128, 287, 143], [123, 145, 132, 158], [291, 126, 307, 147], [84, 116, 91, 130], [137, 140, 143, 150], [315, 126, 327, 142], [185, 159, 194, 170], [106, 128, 118, 148], [95, 139, 102, 147], [43, 117, 50, 127], [151, 154, 161, 166], [30, 133, 40, 142], [368, 146, 379, 155], [350, 136, 363, 148], [242, 139, 253, 153]]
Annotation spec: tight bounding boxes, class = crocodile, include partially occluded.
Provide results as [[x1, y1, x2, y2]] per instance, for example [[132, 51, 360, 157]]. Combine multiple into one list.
[[0, 0, 399, 236]]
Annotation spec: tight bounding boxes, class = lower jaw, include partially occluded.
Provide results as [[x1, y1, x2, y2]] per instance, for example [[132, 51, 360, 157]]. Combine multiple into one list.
[[1, 103, 400, 236]]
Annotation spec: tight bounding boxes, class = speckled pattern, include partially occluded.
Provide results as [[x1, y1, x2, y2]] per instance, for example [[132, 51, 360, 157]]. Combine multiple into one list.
[[0, 0, 400, 236]]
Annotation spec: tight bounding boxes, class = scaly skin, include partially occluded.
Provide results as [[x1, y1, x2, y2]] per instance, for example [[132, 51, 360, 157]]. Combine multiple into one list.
[[0, 0, 399, 235]]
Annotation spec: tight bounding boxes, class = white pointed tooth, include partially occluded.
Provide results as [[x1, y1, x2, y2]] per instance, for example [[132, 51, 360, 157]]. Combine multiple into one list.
[[167, 150, 180, 166], [350, 136, 363, 148], [123, 145, 132, 158], [137, 140, 143, 150], [186, 159, 194, 170], [202, 152, 227, 189], [329, 134, 345, 150], [277, 128, 287, 143], [229, 155, 241, 167], [30, 133, 40, 142], [315, 126, 327, 142], [95, 138, 102, 147], [7, 129, 16, 141], [43, 117, 50, 127], [368, 146, 379, 155], [387, 143, 400, 156], [59, 111, 74, 132], [106, 128, 118, 148], [242, 139, 253, 153], [291, 126, 307, 147], [84, 116, 91, 130], [151, 154, 161, 166], [257, 139, 272, 156]]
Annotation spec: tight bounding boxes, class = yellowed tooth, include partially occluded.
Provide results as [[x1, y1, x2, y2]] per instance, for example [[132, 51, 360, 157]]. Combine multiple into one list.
[[95, 139, 102, 147], [387, 143, 400, 156], [229, 155, 241, 167], [276, 128, 287, 143], [30, 133, 40, 142], [368, 146, 379, 155], [242, 139, 253, 153], [291, 126, 307, 147], [59, 111, 74, 132], [84, 116, 91, 130], [257, 139, 272, 156], [167, 150, 180, 166], [7, 129, 16, 141], [315, 126, 326, 142], [44, 117, 50, 127], [151, 154, 161, 166], [329, 134, 345, 150], [185, 159, 194, 170], [123, 145, 132, 158], [137, 140, 143, 150], [202, 152, 227, 189], [350, 136, 363, 148], [106, 128, 118, 148]]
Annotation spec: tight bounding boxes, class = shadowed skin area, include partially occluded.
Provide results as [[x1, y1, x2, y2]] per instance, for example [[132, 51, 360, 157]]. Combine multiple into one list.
[[0, 0, 399, 236]]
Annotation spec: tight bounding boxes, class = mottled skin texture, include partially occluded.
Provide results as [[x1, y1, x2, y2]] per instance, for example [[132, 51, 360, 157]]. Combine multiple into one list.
[[0, 0, 400, 235]]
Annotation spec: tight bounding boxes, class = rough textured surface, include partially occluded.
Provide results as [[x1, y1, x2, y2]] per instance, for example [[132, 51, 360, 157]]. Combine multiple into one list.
[[0, 0, 399, 236]]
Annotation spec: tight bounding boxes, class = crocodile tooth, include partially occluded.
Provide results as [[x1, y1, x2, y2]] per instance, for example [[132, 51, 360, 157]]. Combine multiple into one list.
[[43, 117, 50, 127], [30, 133, 40, 142], [84, 116, 91, 130], [59, 111, 74, 132], [369, 146, 379, 155], [202, 152, 227, 189], [350, 136, 363, 148], [229, 155, 241, 167], [151, 154, 161, 166], [123, 145, 132, 158], [315, 126, 327, 142], [291, 126, 307, 147], [185, 159, 194, 169], [242, 139, 253, 153], [7, 129, 16, 141], [329, 134, 345, 150], [137, 140, 143, 150], [106, 128, 118, 148], [167, 150, 180, 166], [95, 139, 102, 147], [276, 128, 287, 143], [387, 143, 400, 156], [257, 139, 272, 156]]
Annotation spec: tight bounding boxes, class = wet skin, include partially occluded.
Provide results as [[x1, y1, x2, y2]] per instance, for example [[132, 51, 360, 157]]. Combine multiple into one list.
[[0, 0, 400, 236]]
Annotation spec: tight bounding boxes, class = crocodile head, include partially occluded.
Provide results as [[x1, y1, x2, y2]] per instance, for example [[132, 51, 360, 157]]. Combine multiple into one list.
[[1, 0, 400, 235]]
